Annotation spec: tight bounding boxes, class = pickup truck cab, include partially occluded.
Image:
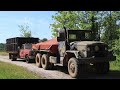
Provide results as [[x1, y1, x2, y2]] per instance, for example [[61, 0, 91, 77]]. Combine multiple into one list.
[[19, 43, 35, 63]]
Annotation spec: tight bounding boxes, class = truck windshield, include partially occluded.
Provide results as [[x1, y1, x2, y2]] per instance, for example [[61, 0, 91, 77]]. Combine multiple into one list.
[[68, 30, 93, 41], [24, 44, 32, 49]]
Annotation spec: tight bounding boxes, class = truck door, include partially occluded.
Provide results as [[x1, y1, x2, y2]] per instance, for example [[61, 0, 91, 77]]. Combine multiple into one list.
[[57, 31, 65, 57], [20, 45, 24, 58], [58, 41, 66, 57]]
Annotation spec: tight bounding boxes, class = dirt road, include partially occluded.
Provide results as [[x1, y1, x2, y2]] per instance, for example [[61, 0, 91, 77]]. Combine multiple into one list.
[[0, 55, 120, 79], [0, 55, 73, 79]]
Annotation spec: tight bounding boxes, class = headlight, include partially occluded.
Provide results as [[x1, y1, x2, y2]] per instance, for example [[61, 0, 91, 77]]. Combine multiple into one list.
[[87, 47, 90, 51], [105, 47, 108, 50], [95, 46, 99, 51]]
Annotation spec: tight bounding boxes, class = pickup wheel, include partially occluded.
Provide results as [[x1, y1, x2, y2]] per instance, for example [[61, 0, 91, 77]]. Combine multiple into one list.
[[95, 62, 109, 74], [68, 58, 81, 78], [26, 55, 30, 63], [41, 54, 50, 70], [35, 53, 42, 68]]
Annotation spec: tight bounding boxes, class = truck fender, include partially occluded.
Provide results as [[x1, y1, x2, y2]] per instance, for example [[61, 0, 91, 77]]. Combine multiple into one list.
[[66, 50, 80, 59], [63, 51, 80, 66]]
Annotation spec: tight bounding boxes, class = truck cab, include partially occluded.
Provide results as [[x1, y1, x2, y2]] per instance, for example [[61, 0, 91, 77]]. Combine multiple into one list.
[[19, 43, 35, 63]]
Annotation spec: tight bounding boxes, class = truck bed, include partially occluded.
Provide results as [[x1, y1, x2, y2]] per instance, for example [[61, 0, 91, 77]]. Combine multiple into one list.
[[6, 37, 39, 53], [32, 38, 58, 54]]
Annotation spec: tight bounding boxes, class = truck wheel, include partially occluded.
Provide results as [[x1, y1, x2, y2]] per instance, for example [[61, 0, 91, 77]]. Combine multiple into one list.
[[9, 53, 11, 59], [26, 55, 31, 63], [68, 58, 81, 78], [41, 54, 50, 70], [95, 62, 109, 74], [35, 53, 42, 68], [11, 55, 17, 61], [12, 58, 17, 61]]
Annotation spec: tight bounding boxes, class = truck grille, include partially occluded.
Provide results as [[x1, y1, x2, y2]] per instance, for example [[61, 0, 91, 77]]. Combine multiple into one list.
[[87, 45, 107, 57]]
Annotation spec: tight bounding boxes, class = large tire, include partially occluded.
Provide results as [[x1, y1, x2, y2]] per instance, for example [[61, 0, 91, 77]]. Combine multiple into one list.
[[35, 53, 42, 68], [41, 54, 50, 70], [11, 54, 17, 61], [68, 58, 81, 78], [95, 62, 109, 74], [9, 53, 11, 59], [25, 55, 31, 63]]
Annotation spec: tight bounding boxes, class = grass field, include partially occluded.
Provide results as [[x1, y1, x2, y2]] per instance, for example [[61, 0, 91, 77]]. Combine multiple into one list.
[[0, 51, 8, 56], [0, 61, 42, 79], [110, 62, 120, 71]]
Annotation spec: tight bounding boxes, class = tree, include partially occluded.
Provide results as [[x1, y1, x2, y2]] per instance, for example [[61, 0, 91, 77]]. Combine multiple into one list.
[[0, 43, 6, 51], [101, 11, 120, 49], [40, 38, 48, 42], [18, 23, 32, 37], [50, 11, 80, 37], [51, 11, 120, 64], [50, 11, 100, 38]]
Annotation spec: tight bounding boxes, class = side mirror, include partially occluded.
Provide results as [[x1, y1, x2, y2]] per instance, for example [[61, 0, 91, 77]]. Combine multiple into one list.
[[57, 37, 64, 42]]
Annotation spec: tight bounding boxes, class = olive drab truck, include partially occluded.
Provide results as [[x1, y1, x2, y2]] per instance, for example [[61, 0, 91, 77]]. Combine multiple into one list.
[[33, 28, 116, 78]]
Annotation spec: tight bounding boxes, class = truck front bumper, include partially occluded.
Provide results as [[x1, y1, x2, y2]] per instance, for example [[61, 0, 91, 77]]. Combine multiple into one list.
[[78, 56, 116, 64]]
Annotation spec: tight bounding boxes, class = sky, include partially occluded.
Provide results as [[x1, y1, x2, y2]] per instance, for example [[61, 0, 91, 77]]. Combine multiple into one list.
[[0, 11, 56, 43]]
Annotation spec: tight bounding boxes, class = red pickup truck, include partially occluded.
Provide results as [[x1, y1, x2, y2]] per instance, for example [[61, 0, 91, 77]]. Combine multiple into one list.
[[19, 43, 36, 63]]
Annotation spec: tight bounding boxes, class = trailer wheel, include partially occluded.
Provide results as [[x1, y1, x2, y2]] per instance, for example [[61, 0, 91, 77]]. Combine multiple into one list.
[[35, 53, 42, 68], [68, 58, 81, 78], [11, 54, 17, 61], [41, 54, 50, 70], [12, 58, 17, 61], [95, 62, 109, 74], [9, 53, 11, 59], [25, 55, 31, 63]]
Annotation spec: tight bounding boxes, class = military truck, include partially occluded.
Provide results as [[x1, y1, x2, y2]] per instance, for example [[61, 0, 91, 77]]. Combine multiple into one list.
[[6, 37, 39, 63], [33, 27, 116, 78]]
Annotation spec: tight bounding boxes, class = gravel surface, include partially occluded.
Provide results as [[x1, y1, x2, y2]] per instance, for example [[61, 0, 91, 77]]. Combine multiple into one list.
[[0, 55, 120, 79], [0, 55, 73, 79]]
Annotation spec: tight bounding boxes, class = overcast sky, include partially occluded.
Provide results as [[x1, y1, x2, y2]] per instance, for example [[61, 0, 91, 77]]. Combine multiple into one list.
[[0, 11, 56, 43]]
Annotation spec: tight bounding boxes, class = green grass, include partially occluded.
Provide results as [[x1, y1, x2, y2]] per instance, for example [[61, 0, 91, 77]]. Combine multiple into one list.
[[0, 51, 8, 56], [0, 61, 42, 79], [110, 61, 120, 71]]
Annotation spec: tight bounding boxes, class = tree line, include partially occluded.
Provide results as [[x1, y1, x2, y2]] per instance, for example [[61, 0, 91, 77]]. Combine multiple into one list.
[[0, 43, 6, 51]]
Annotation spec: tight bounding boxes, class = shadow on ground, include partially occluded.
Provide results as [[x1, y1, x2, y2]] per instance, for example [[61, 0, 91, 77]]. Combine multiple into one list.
[[15, 59, 26, 62], [14, 59, 120, 79], [15, 59, 35, 63], [51, 66, 120, 79]]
